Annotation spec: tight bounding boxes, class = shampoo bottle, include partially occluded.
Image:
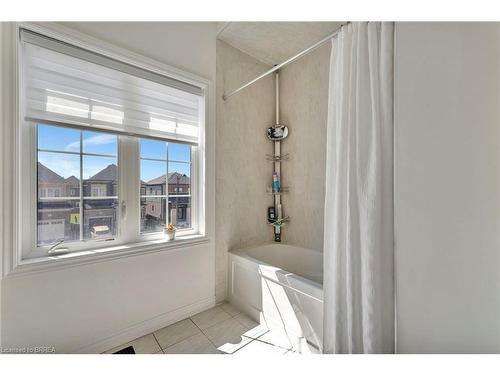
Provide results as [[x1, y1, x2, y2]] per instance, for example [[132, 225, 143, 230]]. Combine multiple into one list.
[[272, 172, 280, 193]]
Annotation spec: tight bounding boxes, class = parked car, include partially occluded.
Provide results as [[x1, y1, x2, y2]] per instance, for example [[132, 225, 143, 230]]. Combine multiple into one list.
[[90, 225, 111, 239]]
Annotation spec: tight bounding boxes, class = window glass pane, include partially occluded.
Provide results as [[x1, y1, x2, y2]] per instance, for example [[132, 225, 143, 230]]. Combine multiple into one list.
[[168, 162, 191, 195], [83, 198, 118, 240], [141, 160, 167, 195], [83, 156, 118, 197], [38, 151, 80, 185], [38, 152, 80, 197], [140, 139, 166, 160], [37, 126, 121, 247], [169, 196, 191, 229], [140, 197, 167, 233], [37, 199, 80, 245], [83, 131, 117, 156], [168, 143, 191, 163], [38, 124, 80, 152]]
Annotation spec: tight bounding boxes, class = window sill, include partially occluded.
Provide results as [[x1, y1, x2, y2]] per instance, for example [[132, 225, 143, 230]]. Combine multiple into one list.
[[8, 234, 210, 278]]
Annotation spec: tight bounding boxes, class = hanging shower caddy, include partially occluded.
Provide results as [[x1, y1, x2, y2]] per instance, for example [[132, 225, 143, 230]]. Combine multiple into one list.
[[267, 70, 290, 242]]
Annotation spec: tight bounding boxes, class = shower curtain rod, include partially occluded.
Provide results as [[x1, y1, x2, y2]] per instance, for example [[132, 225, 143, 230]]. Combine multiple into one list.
[[222, 22, 348, 100]]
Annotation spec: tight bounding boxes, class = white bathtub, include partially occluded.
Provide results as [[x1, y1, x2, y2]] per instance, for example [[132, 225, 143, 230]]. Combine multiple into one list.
[[228, 243, 323, 352]]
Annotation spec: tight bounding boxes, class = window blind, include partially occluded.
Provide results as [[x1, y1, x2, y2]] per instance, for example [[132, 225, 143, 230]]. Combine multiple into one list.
[[20, 29, 203, 144]]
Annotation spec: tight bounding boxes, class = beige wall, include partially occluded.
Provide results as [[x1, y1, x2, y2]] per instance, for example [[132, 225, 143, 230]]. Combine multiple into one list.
[[395, 22, 500, 353], [215, 41, 274, 302], [215, 40, 331, 302], [280, 43, 331, 252]]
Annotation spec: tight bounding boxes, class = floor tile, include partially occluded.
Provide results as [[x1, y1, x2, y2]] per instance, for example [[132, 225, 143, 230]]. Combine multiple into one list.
[[104, 333, 161, 354], [191, 306, 231, 330], [219, 302, 241, 317], [253, 328, 293, 350], [234, 339, 288, 355], [236, 313, 269, 339], [202, 318, 253, 354], [233, 312, 258, 329], [153, 318, 201, 349], [163, 332, 221, 354]]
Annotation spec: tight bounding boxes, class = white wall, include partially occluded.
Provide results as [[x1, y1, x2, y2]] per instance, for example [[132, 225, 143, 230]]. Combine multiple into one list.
[[59, 22, 216, 80], [395, 22, 500, 353], [1, 22, 217, 353]]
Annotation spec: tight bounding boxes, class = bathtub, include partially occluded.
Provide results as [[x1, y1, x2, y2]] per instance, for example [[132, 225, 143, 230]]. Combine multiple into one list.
[[228, 243, 323, 352]]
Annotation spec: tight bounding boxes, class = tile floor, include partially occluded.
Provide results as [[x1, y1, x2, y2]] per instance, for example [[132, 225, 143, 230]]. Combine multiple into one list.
[[105, 302, 319, 354]]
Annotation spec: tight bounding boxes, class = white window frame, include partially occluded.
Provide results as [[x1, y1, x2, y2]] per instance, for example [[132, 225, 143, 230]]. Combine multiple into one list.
[[26, 124, 123, 256], [10, 22, 212, 273]]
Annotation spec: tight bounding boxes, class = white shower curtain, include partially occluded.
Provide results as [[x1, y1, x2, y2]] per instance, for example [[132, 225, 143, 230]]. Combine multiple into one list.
[[323, 22, 395, 354]]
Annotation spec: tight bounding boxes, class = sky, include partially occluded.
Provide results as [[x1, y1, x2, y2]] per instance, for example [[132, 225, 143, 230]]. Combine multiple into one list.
[[37, 124, 191, 181]]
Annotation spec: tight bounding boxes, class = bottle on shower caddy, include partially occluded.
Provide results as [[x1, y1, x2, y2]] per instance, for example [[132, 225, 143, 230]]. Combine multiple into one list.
[[273, 171, 283, 242], [267, 206, 276, 223], [272, 172, 280, 193]]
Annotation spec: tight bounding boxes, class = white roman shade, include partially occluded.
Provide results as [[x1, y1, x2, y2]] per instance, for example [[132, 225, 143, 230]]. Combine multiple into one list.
[[20, 29, 203, 144]]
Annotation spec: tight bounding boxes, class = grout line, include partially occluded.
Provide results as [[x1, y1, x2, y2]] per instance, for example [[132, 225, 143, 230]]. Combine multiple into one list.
[[190, 307, 233, 331], [241, 327, 269, 341], [151, 332, 163, 352], [160, 321, 214, 354], [189, 316, 204, 332], [157, 322, 202, 351], [218, 301, 241, 317], [156, 305, 256, 354], [252, 336, 291, 351], [229, 336, 256, 355], [193, 316, 258, 355], [191, 317, 224, 353]]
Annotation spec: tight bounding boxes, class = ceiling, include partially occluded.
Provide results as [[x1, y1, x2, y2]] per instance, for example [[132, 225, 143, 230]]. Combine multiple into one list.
[[217, 22, 345, 66]]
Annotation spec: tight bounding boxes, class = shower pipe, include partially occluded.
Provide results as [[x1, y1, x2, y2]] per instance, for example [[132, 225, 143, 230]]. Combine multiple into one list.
[[222, 22, 348, 100], [274, 70, 281, 241]]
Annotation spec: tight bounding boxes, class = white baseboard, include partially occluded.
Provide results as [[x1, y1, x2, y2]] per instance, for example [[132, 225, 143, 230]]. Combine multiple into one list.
[[74, 296, 216, 354]]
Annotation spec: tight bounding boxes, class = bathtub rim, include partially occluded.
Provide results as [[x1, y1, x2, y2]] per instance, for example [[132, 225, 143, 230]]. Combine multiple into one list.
[[229, 242, 324, 292]]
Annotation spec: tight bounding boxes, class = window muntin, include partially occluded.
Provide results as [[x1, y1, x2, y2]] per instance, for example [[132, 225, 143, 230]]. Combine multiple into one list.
[[36, 124, 118, 246], [140, 139, 192, 234]]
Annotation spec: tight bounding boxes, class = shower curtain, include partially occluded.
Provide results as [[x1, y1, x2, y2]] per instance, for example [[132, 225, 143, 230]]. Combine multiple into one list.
[[323, 22, 394, 354]]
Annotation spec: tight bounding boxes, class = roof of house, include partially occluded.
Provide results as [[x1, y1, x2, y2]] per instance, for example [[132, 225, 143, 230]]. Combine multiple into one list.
[[146, 175, 165, 185], [147, 172, 190, 185], [65, 175, 80, 185], [169, 172, 190, 185], [88, 164, 117, 181], [37, 162, 66, 184], [38, 163, 187, 187]]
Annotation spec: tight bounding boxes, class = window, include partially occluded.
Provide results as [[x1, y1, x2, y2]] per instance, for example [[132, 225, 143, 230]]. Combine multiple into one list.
[[140, 139, 192, 234], [91, 184, 108, 197], [18, 27, 206, 261], [32, 122, 197, 254], [37, 124, 118, 245]]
